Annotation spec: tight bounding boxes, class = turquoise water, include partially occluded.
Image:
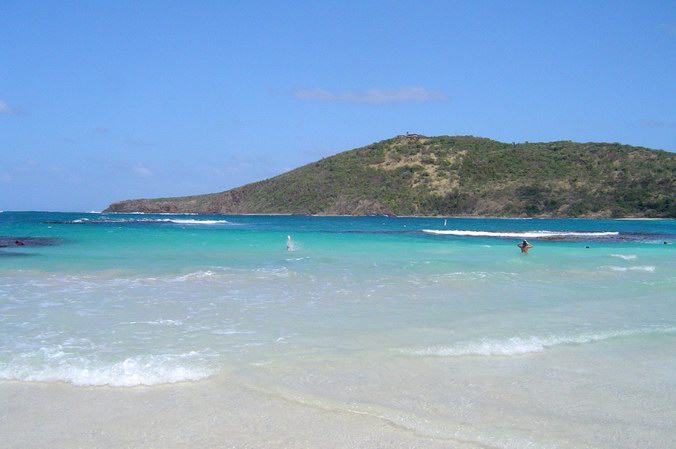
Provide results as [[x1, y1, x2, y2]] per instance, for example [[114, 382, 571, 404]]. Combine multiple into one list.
[[1, 212, 675, 447]]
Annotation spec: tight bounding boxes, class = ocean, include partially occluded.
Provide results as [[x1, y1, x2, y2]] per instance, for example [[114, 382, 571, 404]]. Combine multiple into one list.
[[1, 211, 675, 448]]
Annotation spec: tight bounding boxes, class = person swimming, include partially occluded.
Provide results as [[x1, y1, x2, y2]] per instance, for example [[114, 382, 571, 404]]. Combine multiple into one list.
[[517, 239, 533, 253]]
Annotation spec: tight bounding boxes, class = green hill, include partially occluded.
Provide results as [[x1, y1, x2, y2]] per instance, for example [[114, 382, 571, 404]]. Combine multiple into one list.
[[104, 135, 676, 218]]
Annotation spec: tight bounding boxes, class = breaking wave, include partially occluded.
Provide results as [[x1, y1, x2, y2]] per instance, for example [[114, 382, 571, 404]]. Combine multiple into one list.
[[399, 326, 676, 357], [45, 218, 237, 225], [606, 265, 656, 272], [422, 229, 620, 239], [0, 351, 216, 387], [164, 219, 235, 225], [169, 270, 215, 282], [610, 254, 637, 260]]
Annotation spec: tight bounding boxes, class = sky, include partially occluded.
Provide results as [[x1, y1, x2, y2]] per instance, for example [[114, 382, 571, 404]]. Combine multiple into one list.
[[1, 1, 675, 211]]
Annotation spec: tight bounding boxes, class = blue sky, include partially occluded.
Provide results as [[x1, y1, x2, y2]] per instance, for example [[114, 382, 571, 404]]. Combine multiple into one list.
[[1, 1, 675, 211]]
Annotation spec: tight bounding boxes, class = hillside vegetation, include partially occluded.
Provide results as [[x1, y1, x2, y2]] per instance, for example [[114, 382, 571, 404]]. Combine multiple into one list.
[[105, 135, 676, 218]]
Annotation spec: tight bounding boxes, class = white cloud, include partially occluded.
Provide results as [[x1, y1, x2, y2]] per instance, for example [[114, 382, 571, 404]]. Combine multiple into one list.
[[639, 119, 676, 129], [294, 86, 448, 104], [0, 100, 17, 115], [133, 165, 153, 177]]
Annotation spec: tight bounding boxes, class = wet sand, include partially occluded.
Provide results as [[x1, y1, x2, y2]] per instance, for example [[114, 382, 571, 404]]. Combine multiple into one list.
[[0, 375, 465, 449]]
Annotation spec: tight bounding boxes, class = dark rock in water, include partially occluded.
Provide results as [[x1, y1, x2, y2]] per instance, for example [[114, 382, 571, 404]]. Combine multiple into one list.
[[0, 236, 63, 247]]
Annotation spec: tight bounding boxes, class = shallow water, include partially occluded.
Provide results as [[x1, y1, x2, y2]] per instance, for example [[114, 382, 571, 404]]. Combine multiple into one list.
[[1, 212, 675, 448]]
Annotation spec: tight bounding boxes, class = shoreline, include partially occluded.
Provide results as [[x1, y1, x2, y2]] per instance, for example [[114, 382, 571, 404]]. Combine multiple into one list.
[[0, 376, 459, 449], [5, 210, 672, 220]]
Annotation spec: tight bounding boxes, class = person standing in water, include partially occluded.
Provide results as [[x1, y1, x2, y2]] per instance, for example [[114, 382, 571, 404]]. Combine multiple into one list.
[[286, 235, 293, 252], [518, 239, 533, 254]]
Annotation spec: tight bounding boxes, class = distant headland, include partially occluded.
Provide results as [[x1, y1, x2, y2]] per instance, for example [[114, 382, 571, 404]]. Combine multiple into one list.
[[104, 135, 675, 218]]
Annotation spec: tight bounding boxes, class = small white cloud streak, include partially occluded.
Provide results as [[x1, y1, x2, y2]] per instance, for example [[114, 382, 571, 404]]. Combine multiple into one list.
[[295, 86, 448, 104], [133, 165, 153, 177], [639, 119, 676, 129], [0, 100, 17, 114]]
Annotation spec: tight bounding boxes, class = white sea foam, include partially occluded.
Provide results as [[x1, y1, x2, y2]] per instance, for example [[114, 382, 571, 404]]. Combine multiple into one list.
[[400, 326, 676, 357], [254, 267, 290, 278], [0, 351, 215, 386], [168, 270, 216, 282], [166, 219, 235, 225], [610, 254, 637, 260], [121, 319, 184, 326], [211, 329, 255, 336], [422, 229, 619, 239], [39, 300, 64, 308], [130, 218, 234, 225], [606, 265, 655, 272], [84, 217, 237, 225]]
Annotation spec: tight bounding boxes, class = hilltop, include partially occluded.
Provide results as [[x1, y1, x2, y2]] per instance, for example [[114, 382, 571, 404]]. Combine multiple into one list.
[[104, 135, 676, 218]]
